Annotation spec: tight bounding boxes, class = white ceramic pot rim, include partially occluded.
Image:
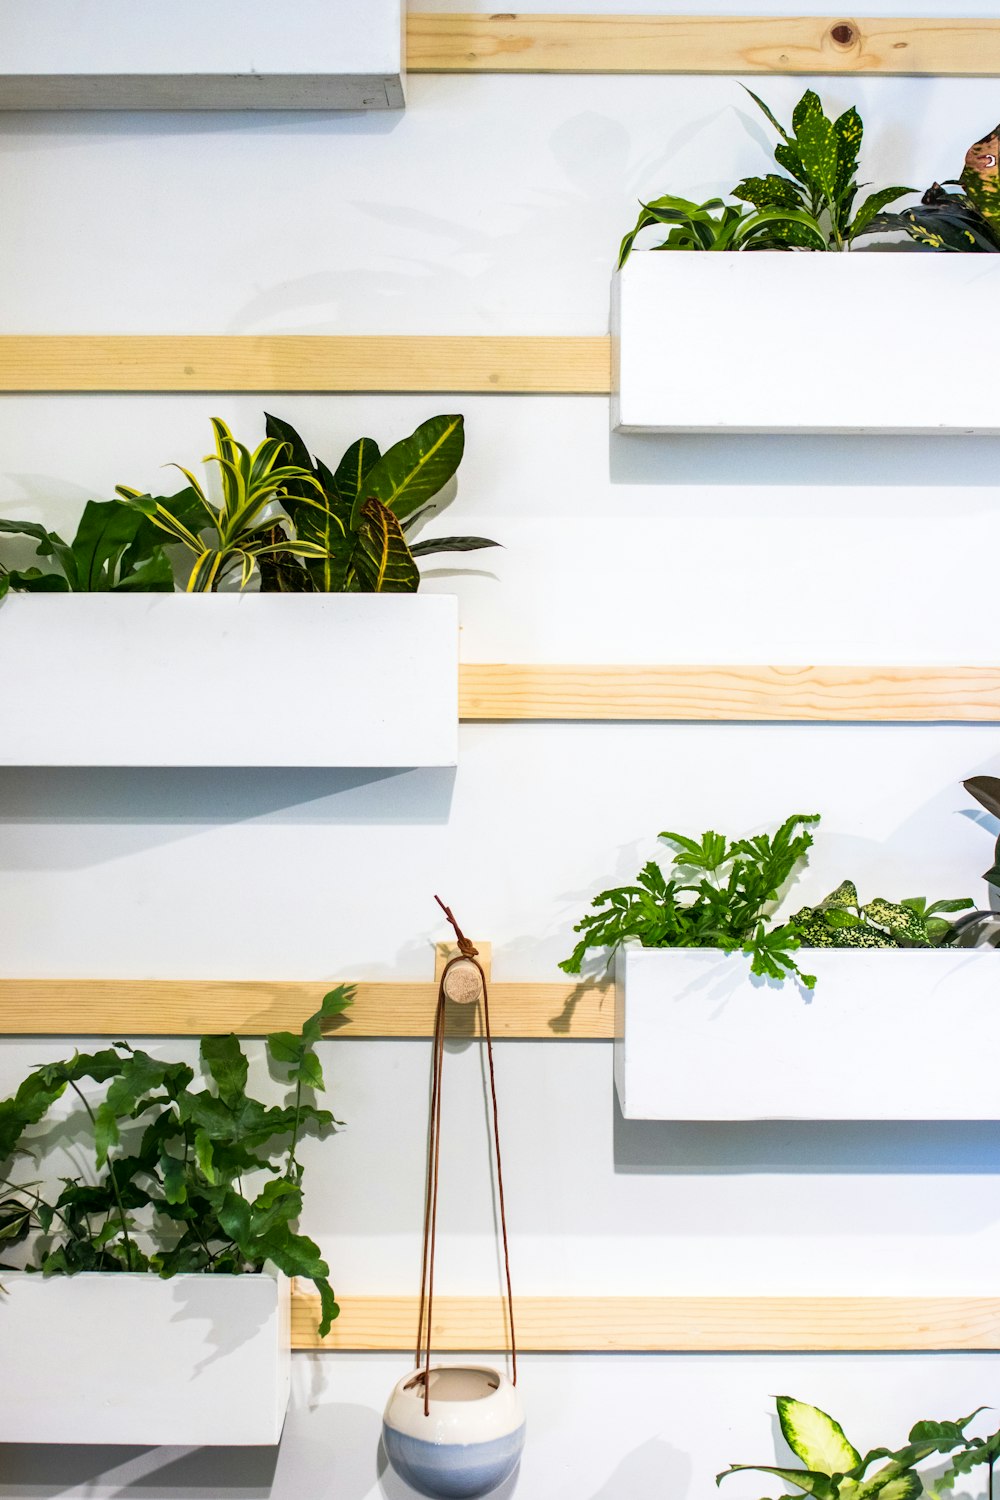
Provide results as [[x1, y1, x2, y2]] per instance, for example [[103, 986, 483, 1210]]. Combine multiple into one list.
[[384, 1365, 524, 1444]]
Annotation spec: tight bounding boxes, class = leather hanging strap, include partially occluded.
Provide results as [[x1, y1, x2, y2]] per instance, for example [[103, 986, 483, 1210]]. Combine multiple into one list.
[[414, 899, 517, 1417]]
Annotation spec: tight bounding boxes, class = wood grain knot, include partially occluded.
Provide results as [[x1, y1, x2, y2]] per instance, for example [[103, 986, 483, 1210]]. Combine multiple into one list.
[[830, 22, 857, 46]]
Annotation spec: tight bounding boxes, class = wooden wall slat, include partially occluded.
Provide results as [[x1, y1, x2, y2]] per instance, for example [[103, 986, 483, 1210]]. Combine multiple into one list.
[[292, 1293, 1000, 1352], [0, 978, 612, 1039], [458, 664, 1000, 722], [407, 14, 1000, 77], [0, 335, 611, 394]]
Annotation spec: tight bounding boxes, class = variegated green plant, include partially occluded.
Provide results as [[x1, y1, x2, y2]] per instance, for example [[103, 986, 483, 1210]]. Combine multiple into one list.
[[732, 88, 912, 251], [618, 87, 912, 264], [792, 881, 973, 949], [255, 412, 498, 594], [115, 418, 330, 593], [717, 1395, 994, 1500]]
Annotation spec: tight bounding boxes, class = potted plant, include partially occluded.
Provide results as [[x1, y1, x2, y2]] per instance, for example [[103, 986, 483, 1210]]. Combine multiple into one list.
[[612, 89, 1000, 432], [0, 413, 495, 766], [717, 1394, 1000, 1498], [562, 802, 1000, 1121], [0, 986, 350, 1445]]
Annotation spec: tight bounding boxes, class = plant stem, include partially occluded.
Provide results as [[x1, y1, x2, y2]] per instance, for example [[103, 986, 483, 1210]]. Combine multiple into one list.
[[286, 1079, 303, 1179], [69, 1082, 135, 1272]]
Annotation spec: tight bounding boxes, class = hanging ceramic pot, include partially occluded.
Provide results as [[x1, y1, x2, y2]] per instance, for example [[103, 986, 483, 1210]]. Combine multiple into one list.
[[382, 898, 524, 1499], [383, 1365, 525, 1498]]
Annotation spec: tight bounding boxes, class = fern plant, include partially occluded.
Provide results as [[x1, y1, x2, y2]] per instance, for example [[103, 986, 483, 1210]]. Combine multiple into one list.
[[0, 987, 352, 1337], [560, 813, 820, 988]]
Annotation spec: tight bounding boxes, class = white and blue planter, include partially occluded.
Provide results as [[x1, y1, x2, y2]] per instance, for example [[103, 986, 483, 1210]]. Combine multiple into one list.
[[383, 1365, 525, 1498]]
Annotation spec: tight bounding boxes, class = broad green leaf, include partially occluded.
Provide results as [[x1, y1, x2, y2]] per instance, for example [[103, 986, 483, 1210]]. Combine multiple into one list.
[[717, 1464, 836, 1498], [201, 1034, 249, 1108], [333, 437, 382, 510], [795, 110, 841, 206], [733, 174, 805, 211], [353, 498, 419, 593], [160, 1154, 187, 1205], [792, 89, 824, 136], [851, 186, 914, 241], [833, 106, 864, 191], [361, 415, 465, 524], [857, 1476, 921, 1500], [777, 1397, 861, 1477]]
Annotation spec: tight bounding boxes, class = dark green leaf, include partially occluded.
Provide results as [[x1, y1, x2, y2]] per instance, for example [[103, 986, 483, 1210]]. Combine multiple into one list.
[[361, 415, 465, 525]]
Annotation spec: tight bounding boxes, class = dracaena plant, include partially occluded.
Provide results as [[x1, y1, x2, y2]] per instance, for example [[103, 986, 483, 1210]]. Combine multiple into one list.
[[0, 986, 352, 1337], [792, 881, 972, 949], [616, 193, 830, 267], [115, 417, 330, 593], [560, 813, 821, 988], [255, 412, 498, 594], [717, 1394, 997, 1499], [0, 498, 201, 598]]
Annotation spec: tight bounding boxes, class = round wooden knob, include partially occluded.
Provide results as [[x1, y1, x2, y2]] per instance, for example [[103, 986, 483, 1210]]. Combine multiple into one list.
[[442, 958, 483, 1005]]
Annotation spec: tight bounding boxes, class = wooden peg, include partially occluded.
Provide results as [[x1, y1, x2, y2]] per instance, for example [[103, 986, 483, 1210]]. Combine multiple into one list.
[[435, 941, 492, 1004]]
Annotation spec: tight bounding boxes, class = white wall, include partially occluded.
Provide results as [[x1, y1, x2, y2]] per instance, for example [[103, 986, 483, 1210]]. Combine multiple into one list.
[[2, 7, 1000, 1497]]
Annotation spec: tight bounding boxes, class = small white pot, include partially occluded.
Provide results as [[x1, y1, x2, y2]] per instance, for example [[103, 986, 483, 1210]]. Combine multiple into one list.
[[383, 1365, 526, 1498], [0, 1269, 290, 1445], [0, 593, 458, 767], [615, 943, 1000, 1121]]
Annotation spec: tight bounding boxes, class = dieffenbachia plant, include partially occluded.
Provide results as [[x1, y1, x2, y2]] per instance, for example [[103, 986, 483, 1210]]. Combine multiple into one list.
[[0, 986, 352, 1337], [256, 412, 498, 594], [717, 1395, 997, 1499], [792, 881, 972, 949], [560, 813, 821, 988]]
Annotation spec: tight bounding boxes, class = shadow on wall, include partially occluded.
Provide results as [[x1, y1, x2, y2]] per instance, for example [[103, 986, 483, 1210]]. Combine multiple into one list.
[[0, 1440, 278, 1498], [608, 430, 1000, 498], [0, 766, 456, 863], [613, 1096, 1000, 1176]]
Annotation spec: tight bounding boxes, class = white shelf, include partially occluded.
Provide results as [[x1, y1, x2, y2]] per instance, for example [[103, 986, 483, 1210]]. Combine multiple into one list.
[[0, 594, 459, 767], [615, 943, 1000, 1120], [0, 0, 404, 110], [0, 1270, 289, 1446], [612, 252, 1000, 435]]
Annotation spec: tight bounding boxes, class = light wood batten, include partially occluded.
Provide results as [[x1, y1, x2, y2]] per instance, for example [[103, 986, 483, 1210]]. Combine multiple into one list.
[[458, 664, 1000, 723], [292, 1293, 1000, 1352], [406, 15, 1000, 77], [0, 978, 612, 1040], [0, 335, 611, 395]]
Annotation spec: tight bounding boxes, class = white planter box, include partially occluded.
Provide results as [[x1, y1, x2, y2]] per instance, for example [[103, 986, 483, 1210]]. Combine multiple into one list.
[[615, 944, 1000, 1120], [0, 1270, 290, 1445], [0, 593, 458, 767], [612, 253, 1000, 435], [0, 0, 404, 110]]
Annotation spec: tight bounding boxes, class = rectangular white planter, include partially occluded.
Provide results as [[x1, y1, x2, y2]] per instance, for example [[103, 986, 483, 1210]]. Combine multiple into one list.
[[0, 593, 458, 767], [612, 253, 1000, 435], [0, 1270, 290, 1445], [0, 0, 404, 110], [615, 944, 1000, 1121]]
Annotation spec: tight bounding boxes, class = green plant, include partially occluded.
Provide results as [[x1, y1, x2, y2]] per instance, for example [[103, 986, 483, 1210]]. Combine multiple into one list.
[[0, 986, 352, 1337], [792, 880, 972, 949], [717, 1394, 994, 1499], [616, 193, 829, 266], [560, 813, 820, 988], [965, 776, 1000, 891], [115, 417, 330, 593], [617, 88, 913, 265], [0, 498, 201, 597], [876, 182, 1000, 254], [733, 88, 912, 251], [256, 412, 498, 594]]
